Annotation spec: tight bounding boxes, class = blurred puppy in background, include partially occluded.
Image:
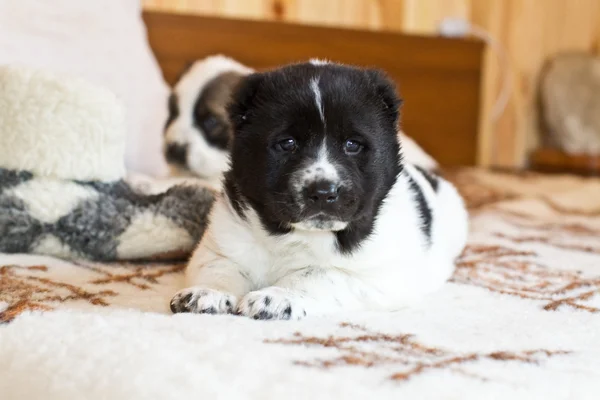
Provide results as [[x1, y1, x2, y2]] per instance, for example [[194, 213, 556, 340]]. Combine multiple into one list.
[[162, 55, 437, 189]]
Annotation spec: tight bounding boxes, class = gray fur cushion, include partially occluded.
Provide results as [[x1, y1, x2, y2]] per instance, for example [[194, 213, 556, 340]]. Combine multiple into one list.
[[0, 168, 213, 262]]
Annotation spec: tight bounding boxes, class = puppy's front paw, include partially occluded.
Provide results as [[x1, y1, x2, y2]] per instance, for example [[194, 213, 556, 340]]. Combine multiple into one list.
[[170, 287, 237, 315], [238, 287, 306, 320]]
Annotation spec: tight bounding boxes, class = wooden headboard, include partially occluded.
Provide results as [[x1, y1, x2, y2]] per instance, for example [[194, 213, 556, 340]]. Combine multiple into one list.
[[143, 11, 484, 166]]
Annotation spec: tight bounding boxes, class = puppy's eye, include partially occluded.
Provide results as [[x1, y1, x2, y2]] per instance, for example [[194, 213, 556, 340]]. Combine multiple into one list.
[[275, 138, 297, 152], [200, 115, 220, 132], [344, 139, 363, 155]]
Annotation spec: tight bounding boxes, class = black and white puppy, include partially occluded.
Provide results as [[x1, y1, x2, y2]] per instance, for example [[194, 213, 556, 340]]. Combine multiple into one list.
[[170, 61, 468, 320], [163, 55, 438, 189]]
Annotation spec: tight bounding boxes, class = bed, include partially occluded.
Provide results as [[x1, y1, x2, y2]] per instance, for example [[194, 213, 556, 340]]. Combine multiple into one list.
[[1, 11, 600, 400]]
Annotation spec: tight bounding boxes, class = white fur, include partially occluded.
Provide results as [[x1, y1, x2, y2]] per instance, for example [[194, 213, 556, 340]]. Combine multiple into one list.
[[309, 58, 331, 66], [309, 77, 325, 122], [0, 66, 126, 181], [296, 140, 340, 190], [164, 55, 253, 185], [291, 219, 348, 232], [400, 131, 438, 171], [290, 140, 347, 232], [178, 148, 468, 319]]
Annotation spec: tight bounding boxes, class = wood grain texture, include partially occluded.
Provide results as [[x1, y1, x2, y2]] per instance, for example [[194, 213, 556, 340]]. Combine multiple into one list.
[[142, 0, 600, 168], [143, 11, 484, 166]]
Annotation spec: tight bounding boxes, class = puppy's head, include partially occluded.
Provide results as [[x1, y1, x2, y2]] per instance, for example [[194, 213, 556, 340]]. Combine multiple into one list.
[[226, 61, 403, 236], [164, 55, 253, 182]]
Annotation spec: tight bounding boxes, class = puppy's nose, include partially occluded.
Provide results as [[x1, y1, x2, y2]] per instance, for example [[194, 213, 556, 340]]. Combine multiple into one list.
[[305, 181, 340, 206], [165, 143, 188, 165]]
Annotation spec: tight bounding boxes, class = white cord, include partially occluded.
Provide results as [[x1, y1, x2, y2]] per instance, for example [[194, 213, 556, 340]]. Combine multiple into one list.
[[438, 18, 512, 122]]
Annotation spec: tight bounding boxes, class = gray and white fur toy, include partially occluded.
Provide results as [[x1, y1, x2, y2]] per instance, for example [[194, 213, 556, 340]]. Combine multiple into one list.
[[163, 55, 438, 185], [0, 66, 214, 262]]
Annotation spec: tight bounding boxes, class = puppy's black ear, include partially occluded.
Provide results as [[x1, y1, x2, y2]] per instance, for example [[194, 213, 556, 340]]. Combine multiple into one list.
[[227, 73, 263, 129], [366, 69, 403, 125]]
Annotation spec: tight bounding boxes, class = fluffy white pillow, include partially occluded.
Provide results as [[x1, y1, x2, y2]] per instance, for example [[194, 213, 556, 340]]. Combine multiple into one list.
[[0, 0, 169, 177]]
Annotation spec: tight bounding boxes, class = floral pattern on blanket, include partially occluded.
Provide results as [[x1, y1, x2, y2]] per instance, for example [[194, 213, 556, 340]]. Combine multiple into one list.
[[267, 322, 569, 382]]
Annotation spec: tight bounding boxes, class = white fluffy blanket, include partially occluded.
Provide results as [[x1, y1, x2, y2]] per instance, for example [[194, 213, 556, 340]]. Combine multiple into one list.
[[1, 168, 600, 400]]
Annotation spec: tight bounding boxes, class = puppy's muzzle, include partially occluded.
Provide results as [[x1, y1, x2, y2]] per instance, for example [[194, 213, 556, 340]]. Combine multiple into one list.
[[165, 143, 188, 166], [303, 180, 341, 213]]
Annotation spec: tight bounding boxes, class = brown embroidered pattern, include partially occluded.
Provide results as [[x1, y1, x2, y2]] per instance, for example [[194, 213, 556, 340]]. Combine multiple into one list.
[[267, 323, 568, 382], [446, 168, 600, 313], [455, 244, 600, 313], [0, 264, 117, 323], [78, 261, 186, 290], [0, 261, 185, 323]]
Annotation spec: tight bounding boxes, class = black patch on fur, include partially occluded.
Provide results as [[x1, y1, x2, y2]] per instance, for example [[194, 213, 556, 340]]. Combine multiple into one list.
[[413, 165, 439, 192], [171, 292, 193, 313], [164, 143, 188, 166], [263, 296, 272, 306], [282, 305, 292, 319], [302, 268, 314, 277], [406, 174, 432, 245], [254, 310, 273, 320], [192, 73, 243, 151], [164, 93, 180, 131], [226, 63, 403, 253], [223, 172, 249, 220], [0, 169, 34, 192]]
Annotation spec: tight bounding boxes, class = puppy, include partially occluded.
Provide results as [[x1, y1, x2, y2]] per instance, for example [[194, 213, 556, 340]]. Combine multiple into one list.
[[170, 61, 468, 320], [163, 56, 438, 189], [163, 55, 253, 189]]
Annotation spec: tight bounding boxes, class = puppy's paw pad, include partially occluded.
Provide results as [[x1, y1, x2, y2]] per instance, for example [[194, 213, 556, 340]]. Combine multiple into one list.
[[170, 287, 237, 315], [238, 287, 306, 320]]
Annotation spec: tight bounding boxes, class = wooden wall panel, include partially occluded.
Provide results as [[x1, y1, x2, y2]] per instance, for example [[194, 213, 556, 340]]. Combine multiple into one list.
[[142, 0, 600, 168]]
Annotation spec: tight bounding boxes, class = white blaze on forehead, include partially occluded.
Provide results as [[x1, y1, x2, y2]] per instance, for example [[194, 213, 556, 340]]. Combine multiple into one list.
[[309, 58, 330, 66], [309, 77, 325, 123]]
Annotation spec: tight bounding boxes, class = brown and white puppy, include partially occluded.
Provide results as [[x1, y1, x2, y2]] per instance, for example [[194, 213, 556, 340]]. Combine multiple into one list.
[[163, 56, 437, 190], [163, 55, 252, 189]]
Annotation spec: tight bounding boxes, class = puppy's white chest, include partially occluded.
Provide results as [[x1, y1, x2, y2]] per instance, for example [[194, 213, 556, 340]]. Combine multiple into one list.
[[264, 231, 341, 276]]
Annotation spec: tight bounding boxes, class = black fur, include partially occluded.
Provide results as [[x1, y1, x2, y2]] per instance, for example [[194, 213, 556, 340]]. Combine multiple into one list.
[[414, 165, 439, 192], [192, 75, 235, 151], [406, 173, 432, 245], [192, 106, 229, 151], [164, 93, 180, 131], [226, 62, 403, 254], [165, 143, 188, 166]]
